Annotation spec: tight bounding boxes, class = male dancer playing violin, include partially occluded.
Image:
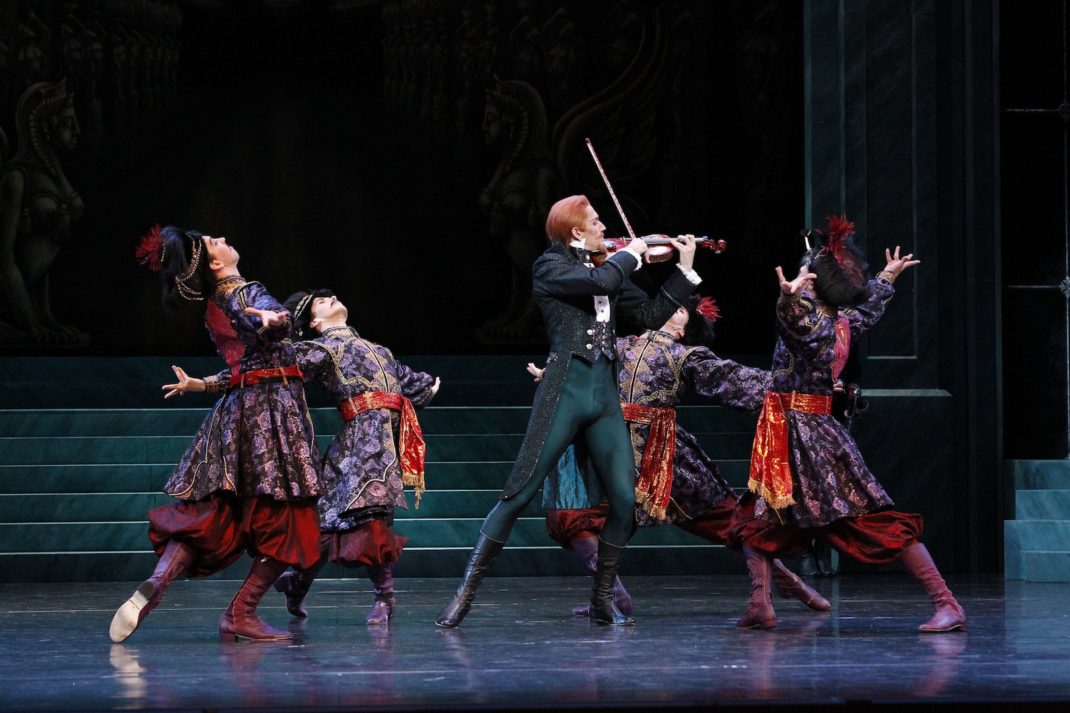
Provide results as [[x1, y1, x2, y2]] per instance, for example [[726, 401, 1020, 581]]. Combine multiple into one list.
[[437, 194, 700, 627]]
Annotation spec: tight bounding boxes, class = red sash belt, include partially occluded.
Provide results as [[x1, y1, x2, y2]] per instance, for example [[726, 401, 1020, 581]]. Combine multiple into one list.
[[227, 365, 303, 391], [339, 391, 426, 507], [621, 402, 676, 521], [747, 391, 833, 510]]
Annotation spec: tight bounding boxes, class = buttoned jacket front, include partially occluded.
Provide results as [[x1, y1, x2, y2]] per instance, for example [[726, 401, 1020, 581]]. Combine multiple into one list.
[[500, 241, 698, 498]]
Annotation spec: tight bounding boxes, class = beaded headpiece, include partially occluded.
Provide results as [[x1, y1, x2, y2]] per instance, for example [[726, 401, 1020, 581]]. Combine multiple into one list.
[[173, 237, 206, 302], [136, 225, 206, 302], [291, 292, 314, 337]]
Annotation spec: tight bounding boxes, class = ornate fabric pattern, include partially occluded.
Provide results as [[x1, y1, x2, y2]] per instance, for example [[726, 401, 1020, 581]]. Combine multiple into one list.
[[544, 330, 771, 528], [295, 327, 436, 533], [753, 278, 897, 527], [165, 280, 321, 502], [620, 331, 771, 527]]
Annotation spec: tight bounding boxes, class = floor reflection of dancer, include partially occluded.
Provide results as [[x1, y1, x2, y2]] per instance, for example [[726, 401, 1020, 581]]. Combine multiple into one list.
[[531, 297, 828, 616], [273, 289, 440, 625], [111, 226, 321, 643], [733, 216, 965, 632], [436, 195, 700, 627]]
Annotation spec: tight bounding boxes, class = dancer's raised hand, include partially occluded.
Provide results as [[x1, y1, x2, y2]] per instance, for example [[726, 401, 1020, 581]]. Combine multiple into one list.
[[243, 307, 288, 329], [880, 246, 921, 281], [775, 264, 817, 296], [526, 362, 545, 383], [162, 365, 205, 399]]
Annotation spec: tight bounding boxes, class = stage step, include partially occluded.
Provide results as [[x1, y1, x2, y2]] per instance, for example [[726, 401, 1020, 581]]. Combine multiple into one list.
[[1004, 460, 1070, 582], [0, 406, 757, 582], [0, 432, 756, 466]]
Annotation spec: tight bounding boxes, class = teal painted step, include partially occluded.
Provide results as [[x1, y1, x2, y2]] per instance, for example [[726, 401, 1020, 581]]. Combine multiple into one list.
[[0, 405, 758, 438], [0, 487, 751, 525], [0, 518, 715, 553], [0, 432, 756, 466], [1004, 459, 1070, 582], [0, 490, 544, 522], [1020, 551, 1070, 582], [1015, 490, 1070, 520], [0, 459, 754, 494], [1004, 520, 1070, 579], [0, 544, 740, 582], [0, 407, 535, 438], [0, 464, 174, 493], [0, 493, 175, 522], [1013, 459, 1070, 490], [1004, 520, 1070, 552], [0, 487, 752, 522]]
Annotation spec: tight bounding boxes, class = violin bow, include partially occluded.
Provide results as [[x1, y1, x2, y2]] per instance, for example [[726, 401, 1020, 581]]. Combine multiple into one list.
[[585, 138, 638, 242]]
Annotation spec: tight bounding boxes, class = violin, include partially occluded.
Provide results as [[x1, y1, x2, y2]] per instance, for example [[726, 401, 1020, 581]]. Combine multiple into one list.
[[594, 234, 727, 265], [583, 138, 728, 266]]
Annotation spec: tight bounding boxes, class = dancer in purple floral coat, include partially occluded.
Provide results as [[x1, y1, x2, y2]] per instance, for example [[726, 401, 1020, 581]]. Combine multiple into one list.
[[534, 297, 827, 617], [112, 226, 322, 644], [732, 216, 965, 633], [272, 289, 440, 624]]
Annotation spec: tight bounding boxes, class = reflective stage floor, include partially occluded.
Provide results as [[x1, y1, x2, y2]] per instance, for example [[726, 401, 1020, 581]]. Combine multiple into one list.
[[2, 575, 1068, 712]]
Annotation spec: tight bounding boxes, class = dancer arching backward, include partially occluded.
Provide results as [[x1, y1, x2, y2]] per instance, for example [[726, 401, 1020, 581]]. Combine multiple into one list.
[[531, 297, 828, 617], [732, 216, 965, 632], [272, 289, 440, 625], [436, 195, 700, 628], [112, 226, 322, 643]]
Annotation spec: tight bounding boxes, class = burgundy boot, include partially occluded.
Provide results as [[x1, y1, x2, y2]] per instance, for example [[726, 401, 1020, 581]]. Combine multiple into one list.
[[569, 535, 634, 617], [899, 543, 967, 632], [273, 556, 326, 618], [771, 559, 831, 611], [110, 540, 194, 643], [737, 545, 776, 629], [219, 557, 293, 641], [366, 563, 396, 625]]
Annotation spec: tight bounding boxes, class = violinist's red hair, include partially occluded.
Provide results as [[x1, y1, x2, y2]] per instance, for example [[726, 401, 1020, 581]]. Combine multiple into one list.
[[545, 195, 591, 246]]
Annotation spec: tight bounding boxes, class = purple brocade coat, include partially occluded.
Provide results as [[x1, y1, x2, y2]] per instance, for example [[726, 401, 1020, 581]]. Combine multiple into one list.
[[754, 277, 896, 527], [618, 331, 770, 526], [544, 331, 770, 527], [295, 327, 436, 533], [165, 279, 321, 503]]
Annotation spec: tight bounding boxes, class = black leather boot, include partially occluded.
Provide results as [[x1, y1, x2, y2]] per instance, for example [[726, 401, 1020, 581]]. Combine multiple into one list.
[[589, 539, 635, 626], [435, 533, 505, 627]]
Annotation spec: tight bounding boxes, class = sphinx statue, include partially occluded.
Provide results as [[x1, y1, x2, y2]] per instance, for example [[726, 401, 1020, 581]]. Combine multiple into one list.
[[0, 78, 86, 345]]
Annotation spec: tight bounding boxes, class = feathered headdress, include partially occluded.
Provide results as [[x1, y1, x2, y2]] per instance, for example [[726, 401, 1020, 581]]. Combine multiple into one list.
[[818, 215, 856, 267], [135, 224, 166, 272], [682, 295, 720, 347], [805, 214, 869, 307], [694, 296, 721, 323]]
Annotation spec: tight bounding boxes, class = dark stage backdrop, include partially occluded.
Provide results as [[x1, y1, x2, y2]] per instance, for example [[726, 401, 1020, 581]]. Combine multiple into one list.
[[0, 0, 803, 358]]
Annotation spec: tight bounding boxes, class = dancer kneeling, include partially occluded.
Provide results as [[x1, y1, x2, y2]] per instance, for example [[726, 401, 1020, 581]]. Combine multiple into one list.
[[532, 296, 828, 616], [435, 195, 701, 627], [732, 216, 964, 632], [112, 226, 322, 643], [273, 289, 440, 625]]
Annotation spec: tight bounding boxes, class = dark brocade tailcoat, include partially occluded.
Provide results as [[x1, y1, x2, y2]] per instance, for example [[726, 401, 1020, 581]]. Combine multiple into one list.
[[500, 241, 698, 498]]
